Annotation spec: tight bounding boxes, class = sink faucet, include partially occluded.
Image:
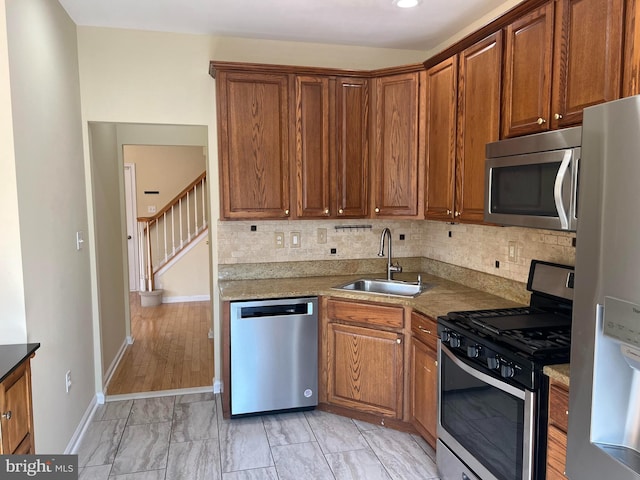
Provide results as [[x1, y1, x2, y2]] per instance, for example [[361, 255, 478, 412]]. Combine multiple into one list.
[[378, 227, 402, 281]]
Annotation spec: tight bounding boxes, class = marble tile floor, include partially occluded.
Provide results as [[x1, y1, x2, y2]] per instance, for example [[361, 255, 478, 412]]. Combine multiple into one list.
[[77, 393, 440, 480]]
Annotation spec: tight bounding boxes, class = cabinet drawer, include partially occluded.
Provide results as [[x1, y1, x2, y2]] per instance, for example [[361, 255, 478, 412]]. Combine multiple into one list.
[[546, 424, 568, 479], [549, 382, 569, 432], [326, 298, 404, 329], [411, 311, 438, 350]]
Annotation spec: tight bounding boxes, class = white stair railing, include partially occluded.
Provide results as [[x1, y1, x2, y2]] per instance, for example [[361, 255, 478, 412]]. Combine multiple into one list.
[[138, 172, 207, 291]]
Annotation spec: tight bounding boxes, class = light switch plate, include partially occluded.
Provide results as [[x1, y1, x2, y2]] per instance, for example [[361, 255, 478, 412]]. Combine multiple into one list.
[[291, 231, 301, 248]]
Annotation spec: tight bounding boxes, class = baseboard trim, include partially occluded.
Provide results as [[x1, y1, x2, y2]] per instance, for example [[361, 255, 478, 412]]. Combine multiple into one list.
[[162, 294, 211, 303], [102, 337, 130, 393], [66, 394, 99, 454]]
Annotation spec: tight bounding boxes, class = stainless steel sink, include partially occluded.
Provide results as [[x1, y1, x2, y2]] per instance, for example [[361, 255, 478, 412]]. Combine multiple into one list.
[[332, 278, 432, 298]]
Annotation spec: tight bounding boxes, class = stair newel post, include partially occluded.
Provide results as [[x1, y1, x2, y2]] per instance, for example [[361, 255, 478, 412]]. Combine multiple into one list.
[[145, 219, 154, 291]]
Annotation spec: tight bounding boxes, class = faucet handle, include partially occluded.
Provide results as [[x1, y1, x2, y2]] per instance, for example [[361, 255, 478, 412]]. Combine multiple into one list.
[[417, 274, 422, 285], [390, 262, 403, 273]]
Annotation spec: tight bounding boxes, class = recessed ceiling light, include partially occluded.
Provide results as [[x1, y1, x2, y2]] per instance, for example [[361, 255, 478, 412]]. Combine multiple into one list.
[[393, 0, 422, 8]]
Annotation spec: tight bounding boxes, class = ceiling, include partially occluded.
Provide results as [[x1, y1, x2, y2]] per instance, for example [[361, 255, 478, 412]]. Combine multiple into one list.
[[58, 0, 513, 52]]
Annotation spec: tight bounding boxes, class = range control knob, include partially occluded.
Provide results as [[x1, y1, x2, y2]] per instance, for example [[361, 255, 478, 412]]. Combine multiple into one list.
[[500, 363, 516, 379], [466, 345, 480, 358], [487, 356, 499, 370], [441, 330, 451, 343], [448, 335, 461, 349]]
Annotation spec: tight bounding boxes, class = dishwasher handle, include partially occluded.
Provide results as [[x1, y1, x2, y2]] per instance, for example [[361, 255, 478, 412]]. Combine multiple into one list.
[[238, 300, 315, 319]]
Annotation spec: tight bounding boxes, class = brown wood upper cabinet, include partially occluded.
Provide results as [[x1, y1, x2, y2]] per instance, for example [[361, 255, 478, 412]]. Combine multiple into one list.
[[294, 75, 331, 218], [371, 72, 425, 218], [216, 70, 292, 219], [503, 0, 624, 137], [426, 32, 502, 223]]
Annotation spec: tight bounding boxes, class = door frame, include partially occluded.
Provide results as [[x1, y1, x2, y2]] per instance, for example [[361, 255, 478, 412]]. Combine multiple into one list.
[[124, 163, 140, 291]]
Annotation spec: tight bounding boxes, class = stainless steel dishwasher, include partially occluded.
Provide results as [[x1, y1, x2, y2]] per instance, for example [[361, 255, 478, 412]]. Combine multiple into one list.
[[230, 297, 318, 416]]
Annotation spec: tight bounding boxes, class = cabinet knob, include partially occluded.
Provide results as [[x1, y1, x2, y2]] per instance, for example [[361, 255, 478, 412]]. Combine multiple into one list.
[[537, 117, 547, 125], [374, 207, 380, 213], [396, 338, 401, 344], [565, 410, 569, 415], [338, 208, 344, 214], [446, 209, 451, 215], [454, 211, 460, 217], [2, 411, 12, 420], [324, 208, 330, 215], [554, 113, 563, 120], [284, 209, 290, 216]]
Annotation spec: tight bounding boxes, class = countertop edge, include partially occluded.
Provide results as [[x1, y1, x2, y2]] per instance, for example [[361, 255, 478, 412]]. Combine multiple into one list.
[[0, 343, 40, 384], [543, 364, 570, 387]]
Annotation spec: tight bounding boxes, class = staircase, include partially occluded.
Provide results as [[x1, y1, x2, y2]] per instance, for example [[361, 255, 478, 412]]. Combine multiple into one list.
[[137, 171, 208, 291]]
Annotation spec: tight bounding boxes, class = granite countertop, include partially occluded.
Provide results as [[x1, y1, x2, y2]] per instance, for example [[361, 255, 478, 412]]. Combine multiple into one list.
[[218, 271, 522, 319], [544, 364, 570, 387], [0, 343, 40, 383]]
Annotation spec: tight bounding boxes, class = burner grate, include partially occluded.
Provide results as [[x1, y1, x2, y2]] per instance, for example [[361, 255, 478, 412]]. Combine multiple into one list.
[[499, 327, 572, 356], [450, 307, 533, 320]]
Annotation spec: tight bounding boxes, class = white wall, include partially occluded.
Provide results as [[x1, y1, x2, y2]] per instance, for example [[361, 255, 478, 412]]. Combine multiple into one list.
[[156, 235, 211, 300], [5, 0, 94, 453], [0, 0, 26, 343]]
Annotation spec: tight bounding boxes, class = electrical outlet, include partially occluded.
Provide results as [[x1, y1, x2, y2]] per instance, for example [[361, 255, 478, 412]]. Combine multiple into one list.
[[291, 231, 301, 248], [275, 232, 284, 249], [76, 231, 84, 251], [317, 228, 327, 244], [65, 370, 72, 393], [508, 241, 517, 262]]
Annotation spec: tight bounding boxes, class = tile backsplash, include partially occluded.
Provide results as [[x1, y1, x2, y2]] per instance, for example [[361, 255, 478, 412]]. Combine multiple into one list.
[[217, 219, 575, 284]]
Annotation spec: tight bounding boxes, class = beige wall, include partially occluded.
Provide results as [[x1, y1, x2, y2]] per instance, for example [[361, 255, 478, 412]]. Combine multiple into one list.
[[124, 145, 206, 217], [156, 236, 211, 299], [0, 0, 26, 343], [5, 0, 94, 453], [88, 123, 128, 378]]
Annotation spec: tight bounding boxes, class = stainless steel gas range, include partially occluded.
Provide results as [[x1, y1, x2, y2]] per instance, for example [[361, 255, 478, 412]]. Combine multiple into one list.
[[436, 260, 574, 480]]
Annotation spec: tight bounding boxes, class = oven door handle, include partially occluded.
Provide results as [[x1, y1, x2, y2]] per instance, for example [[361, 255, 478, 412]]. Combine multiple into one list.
[[440, 343, 526, 400]]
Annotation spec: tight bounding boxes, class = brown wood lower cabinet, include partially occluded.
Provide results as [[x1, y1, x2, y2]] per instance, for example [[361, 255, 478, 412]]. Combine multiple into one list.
[[546, 380, 570, 479], [410, 311, 439, 447], [326, 322, 404, 418], [0, 357, 35, 454]]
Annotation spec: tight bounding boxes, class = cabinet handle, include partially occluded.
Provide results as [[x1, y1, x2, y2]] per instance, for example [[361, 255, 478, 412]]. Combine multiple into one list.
[[2, 411, 12, 420], [454, 211, 460, 217], [565, 410, 569, 415], [324, 208, 330, 215], [446, 209, 451, 215], [396, 338, 402, 344], [284, 209, 290, 216], [418, 326, 432, 334], [537, 117, 547, 125], [374, 207, 380, 213], [338, 208, 344, 214], [435, 360, 438, 367], [554, 113, 563, 120]]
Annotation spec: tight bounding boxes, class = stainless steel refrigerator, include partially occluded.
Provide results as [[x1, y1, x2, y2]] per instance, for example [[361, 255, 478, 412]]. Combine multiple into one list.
[[567, 95, 640, 478]]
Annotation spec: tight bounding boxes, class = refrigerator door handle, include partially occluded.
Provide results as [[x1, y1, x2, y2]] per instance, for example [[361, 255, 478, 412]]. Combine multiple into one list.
[[554, 150, 572, 230]]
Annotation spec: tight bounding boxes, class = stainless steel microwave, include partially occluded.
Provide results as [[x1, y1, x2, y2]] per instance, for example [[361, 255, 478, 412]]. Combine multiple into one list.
[[485, 127, 582, 231]]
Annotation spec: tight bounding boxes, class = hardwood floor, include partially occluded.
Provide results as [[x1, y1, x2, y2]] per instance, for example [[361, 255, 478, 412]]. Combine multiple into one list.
[[106, 293, 214, 395]]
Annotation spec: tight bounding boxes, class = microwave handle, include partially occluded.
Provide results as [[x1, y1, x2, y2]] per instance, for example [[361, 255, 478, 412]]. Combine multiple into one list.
[[554, 150, 572, 230]]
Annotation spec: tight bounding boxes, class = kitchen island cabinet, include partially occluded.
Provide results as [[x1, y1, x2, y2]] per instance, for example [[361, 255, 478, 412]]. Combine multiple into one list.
[[0, 343, 39, 454]]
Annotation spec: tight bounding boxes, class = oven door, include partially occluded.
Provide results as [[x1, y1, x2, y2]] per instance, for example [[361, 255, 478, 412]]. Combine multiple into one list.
[[437, 342, 536, 480]]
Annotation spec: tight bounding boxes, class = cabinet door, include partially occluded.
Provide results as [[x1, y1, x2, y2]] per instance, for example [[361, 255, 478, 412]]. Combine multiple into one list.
[[0, 361, 34, 454], [425, 57, 457, 221], [546, 424, 569, 479], [327, 323, 404, 418], [551, 0, 623, 128], [216, 71, 291, 219], [335, 77, 369, 218], [502, 3, 555, 138], [456, 32, 502, 223], [371, 73, 423, 217], [410, 337, 438, 447], [294, 75, 331, 218]]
